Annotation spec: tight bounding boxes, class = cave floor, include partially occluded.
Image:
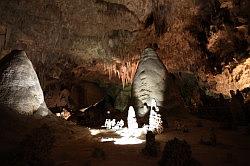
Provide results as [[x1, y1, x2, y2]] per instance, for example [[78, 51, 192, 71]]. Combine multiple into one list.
[[0, 113, 250, 166], [50, 116, 250, 166]]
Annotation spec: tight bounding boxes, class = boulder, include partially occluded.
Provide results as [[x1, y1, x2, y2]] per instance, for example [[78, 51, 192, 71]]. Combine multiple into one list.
[[159, 138, 193, 166], [0, 50, 49, 116], [132, 48, 168, 117]]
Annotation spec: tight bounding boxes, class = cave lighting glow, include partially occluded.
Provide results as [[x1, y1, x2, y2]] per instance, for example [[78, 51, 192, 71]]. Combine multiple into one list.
[[89, 127, 146, 145], [101, 137, 145, 145], [89, 128, 103, 136]]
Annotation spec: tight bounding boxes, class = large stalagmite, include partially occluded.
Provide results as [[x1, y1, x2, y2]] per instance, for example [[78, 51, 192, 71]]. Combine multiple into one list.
[[0, 50, 49, 116], [132, 48, 168, 117]]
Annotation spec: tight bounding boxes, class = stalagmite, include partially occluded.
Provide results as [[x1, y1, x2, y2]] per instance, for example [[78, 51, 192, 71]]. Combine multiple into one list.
[[148, 99, 163, 134], [132, 48, 168, 117], [127, 106, 138, 130], [0, 50, 50, 116]]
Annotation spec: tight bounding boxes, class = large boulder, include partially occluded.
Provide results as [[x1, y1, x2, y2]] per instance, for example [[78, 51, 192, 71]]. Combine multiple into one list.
[[132, 48, 168, 117], [0, 50, 49, 116]]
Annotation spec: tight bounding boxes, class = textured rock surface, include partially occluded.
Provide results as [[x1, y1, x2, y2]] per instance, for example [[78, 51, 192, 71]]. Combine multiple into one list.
[[0, 0, 203, 76], [132, 48, 168, 117], [0, 50, 49, 115], [0, 0, 248, 96], [159, 138, 193, 166], [211, 57, 250, 96], [114, 86, 131, 111], [45, 81, 104, 110], [0, 0, 145, 61]]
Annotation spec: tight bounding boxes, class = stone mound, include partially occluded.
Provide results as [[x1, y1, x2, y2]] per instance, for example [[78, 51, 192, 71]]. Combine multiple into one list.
[[0, 50, 49, 116]]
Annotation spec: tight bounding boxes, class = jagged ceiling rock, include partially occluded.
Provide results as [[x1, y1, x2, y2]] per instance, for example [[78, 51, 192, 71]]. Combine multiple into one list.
[[101, 0, 153, 21], [210, 57, 250, 96], [0, 0, 248, 95], [0, 0, 146, 61], [0, 0, 205, 72], [0, 50, 49, 116]]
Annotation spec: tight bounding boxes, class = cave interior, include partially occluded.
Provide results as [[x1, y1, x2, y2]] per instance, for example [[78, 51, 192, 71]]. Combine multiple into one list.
[[0, 0, 249, 165]]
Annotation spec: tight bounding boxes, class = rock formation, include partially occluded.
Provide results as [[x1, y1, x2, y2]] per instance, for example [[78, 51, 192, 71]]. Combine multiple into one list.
[[0, 50, 49, 116], [132, 48, 168, 117], [159, 138, 193, 166]]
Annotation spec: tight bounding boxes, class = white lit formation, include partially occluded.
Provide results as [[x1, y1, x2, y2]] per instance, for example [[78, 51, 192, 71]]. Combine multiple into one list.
[[90, 99, 163, 145], [127, 106, 138, 130], [102, 119, 124, 130], [148, 99, 163, 134]]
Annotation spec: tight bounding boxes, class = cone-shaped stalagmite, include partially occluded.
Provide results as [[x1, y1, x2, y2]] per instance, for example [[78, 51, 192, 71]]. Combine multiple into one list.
[[132, 48, 168, 117], [0, 50, 49, 116]]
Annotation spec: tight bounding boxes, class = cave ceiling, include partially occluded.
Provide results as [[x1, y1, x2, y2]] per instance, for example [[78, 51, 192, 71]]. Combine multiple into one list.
[[0, 0, 249, 94]]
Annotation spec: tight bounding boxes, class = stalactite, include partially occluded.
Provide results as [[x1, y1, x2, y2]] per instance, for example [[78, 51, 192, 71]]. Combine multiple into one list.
[[103, 59, 139, 88]]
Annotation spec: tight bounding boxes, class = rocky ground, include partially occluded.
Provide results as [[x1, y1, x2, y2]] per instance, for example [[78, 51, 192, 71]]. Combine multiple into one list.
[[0, 109, 249, 166]]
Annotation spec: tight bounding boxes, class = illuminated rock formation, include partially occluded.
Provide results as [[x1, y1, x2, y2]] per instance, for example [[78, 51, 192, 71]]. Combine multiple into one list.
[[148, 99, 163, 134], [127, 106, 138, 129], [0, 50, 49, 116], [211, 58, 250, 96], [132, 48, 168, 117]]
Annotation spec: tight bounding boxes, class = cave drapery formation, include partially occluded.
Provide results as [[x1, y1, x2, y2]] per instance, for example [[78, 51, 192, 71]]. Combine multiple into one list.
[[0, 0, 249, 97]]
